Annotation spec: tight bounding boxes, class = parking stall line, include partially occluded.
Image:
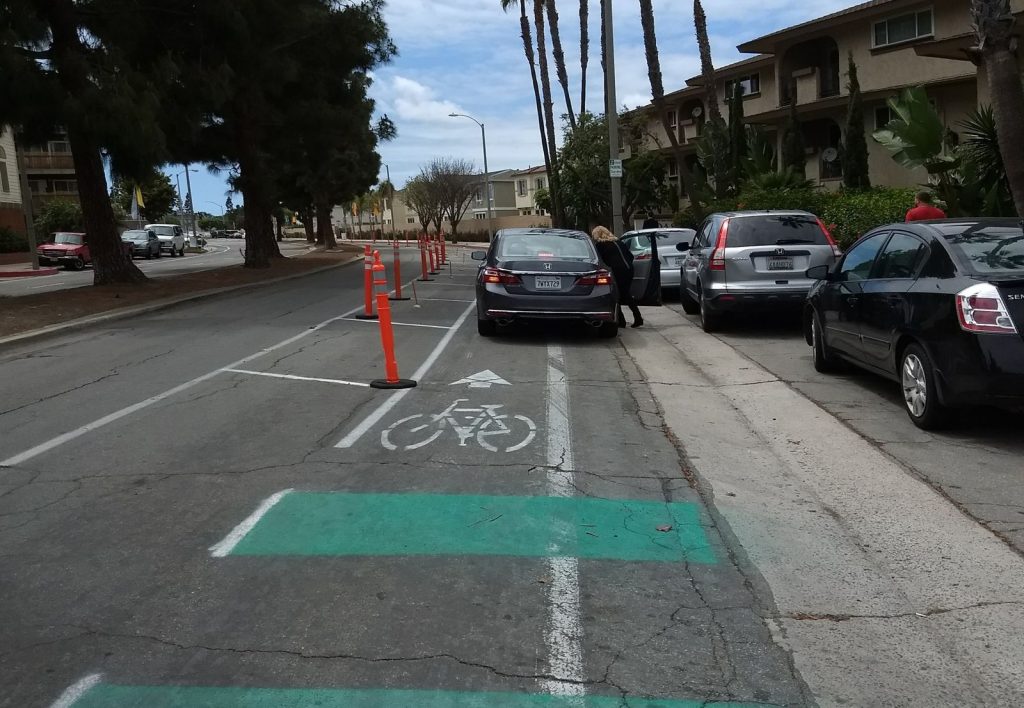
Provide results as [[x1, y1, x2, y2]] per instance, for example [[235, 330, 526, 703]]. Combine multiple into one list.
[[335, 317, 453, 330], [333, 301, 476, 450]]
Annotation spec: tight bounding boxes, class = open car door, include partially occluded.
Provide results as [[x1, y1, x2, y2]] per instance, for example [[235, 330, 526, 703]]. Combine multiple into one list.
[[621, 232, 662, 306]]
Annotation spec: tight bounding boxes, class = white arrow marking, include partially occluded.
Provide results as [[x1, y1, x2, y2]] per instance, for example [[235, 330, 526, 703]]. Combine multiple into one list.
[[450, 370, 512, 389]]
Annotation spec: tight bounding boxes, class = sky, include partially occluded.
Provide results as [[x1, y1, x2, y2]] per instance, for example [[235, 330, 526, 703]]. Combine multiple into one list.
[[177, 0, 854, 212]]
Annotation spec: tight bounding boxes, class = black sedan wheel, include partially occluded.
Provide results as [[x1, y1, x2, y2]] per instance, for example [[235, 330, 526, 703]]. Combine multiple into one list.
[[477, 318, 497, 337], [598, 321, 619, 339], [145, 249, 153, 260], [811, 313, 841, 373], [900, 344, 951, 430]]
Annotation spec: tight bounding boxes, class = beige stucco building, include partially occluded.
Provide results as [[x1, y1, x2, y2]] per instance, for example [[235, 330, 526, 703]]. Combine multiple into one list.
[[635, 0, 1022, 214]]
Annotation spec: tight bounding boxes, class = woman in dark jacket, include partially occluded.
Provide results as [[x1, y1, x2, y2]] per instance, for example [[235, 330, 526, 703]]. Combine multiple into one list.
[[592, 226, 643, 328]]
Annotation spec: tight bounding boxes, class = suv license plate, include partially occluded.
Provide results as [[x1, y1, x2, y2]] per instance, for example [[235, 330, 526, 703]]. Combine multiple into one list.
[[535, 277, 561, 290], [768, 258, 793, 271]]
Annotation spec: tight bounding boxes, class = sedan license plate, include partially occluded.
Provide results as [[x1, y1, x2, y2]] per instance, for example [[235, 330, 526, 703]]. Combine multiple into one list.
[[767, 257, 793, 271], [534, 276, 562, 290]]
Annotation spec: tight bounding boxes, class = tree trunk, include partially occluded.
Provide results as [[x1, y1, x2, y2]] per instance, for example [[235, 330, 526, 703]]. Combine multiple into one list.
[[316, 200, 336, 249], [638, 0, 698, 212], [579, 0, 589, 116], [534, 0, 565, 227], [519, 5, 552, 208], [983, 47, 1024, 215], [301, 206, 315, 243], [545, 0, 577, 131], [693, 0, 729, 198], [46, 0, 145, 285]]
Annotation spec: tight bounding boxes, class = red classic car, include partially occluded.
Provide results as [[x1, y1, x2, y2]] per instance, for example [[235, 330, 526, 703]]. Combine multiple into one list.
[[36, 232, 131, 270]]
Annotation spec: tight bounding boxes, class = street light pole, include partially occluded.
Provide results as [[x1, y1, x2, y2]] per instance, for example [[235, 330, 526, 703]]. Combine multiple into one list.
[[175, 174, 185, 227], [183, 163, 196, 246], [448, 112, 493, 241], [603, 0, 624, 237], [385, 164, 395, 241]]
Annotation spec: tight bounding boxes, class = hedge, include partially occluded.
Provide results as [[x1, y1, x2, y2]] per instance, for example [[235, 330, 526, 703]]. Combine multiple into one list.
[[674, 186, 916, 248], [0, 226, 29, 254]]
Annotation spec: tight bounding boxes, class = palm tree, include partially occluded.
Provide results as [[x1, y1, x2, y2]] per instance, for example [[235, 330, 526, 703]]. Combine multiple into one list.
[[638, 0, 698, 210], [579, 0, 589, 116], [971, 0, 1024, 215], [501, 0, 554, 215], [534, 0, 564, 225], [693, 0, 729, 197], [545, 0, 577, 130]]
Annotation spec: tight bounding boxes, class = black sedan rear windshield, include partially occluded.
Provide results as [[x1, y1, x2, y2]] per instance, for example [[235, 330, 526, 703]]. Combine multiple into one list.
[[498, 232, 594, 261], [726, 215, 828, 247], [940, 226, 1024, 273], [122, 231, 148, 239]]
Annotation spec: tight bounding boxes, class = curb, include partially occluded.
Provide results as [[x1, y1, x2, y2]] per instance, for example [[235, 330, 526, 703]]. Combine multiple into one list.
[[0, 267, 60, 278], [0, 256, 361, 349]]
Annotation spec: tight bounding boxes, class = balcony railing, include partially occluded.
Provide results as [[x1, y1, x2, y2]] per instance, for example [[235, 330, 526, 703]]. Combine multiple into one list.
[[21, 153, 75, 171]]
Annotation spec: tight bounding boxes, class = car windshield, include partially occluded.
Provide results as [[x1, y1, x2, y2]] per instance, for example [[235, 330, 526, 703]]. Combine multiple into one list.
[[941, 225, 1024, 273], [726, 215, 829, 247], [149, 226, 175, 238], [122, 231, 148, 240], [53, 233, 83, 245], [497, 232, 594, 261]]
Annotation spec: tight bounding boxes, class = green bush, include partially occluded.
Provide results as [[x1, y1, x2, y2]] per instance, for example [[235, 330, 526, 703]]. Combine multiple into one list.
[[673, 186, 915, 248], [35, 199, 83, 241], [0, 226, 29, 253]]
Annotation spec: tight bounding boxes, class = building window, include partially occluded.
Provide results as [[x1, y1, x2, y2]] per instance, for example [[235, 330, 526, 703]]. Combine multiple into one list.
[[47, 140, 71, 154], [0, 146, 8, 193], [517, 179, 527, 196], [726, 74, 761, 97], [407, 216, 415, 224], [874, 105, 894, 130], [535, 177, 545, 190], [873, 10, 933, 48], [667, 110, 677, 129], [667, 158, 678, 178]]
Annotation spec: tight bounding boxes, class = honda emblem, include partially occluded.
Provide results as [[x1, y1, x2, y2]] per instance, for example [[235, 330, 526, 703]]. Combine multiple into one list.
[[774, 248, 787, 256], [544, 263, 552, 271]]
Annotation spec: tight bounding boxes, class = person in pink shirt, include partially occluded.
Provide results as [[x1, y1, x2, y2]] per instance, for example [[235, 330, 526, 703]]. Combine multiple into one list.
[[905, 191, 947, 221]]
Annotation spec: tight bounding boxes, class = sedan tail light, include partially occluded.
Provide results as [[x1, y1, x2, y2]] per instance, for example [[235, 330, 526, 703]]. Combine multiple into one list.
[[816, 217, 843, 257], [956, 283, 1018, 334], [481, 267, 522, 286], [710, 218, 730, 271], [577, 269, 612, 286]]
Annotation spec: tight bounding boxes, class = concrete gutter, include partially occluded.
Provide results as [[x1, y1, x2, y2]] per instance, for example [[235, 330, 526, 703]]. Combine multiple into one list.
[[0, 255, 360, 349]]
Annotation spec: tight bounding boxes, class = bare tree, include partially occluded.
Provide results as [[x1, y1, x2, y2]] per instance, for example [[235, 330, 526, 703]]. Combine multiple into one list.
[[404, 172, 445, 234], [429, 157, 478, 239]]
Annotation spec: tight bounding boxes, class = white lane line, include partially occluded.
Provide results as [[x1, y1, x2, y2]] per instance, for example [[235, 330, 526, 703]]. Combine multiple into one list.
[[423, 298, 475, 303], [225, 369, 370, 387], [50, 673, 102, 708], [541, 343, 586, 698], [336, 317, 452, 330], [209, 489, 293, 557], [334, 301, 475, 449]]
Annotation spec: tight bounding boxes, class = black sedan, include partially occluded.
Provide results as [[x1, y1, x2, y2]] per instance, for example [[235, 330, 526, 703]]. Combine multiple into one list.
[[121, 229, 162, 259], [472, 228, 661, 338], [804, 218, 1024, 429]]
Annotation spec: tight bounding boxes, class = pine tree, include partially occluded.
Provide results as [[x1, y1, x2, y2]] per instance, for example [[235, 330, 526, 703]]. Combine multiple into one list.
[[729, 81, 748, 193], [781, 81, 807, 176], [842, 53, 871, 189]]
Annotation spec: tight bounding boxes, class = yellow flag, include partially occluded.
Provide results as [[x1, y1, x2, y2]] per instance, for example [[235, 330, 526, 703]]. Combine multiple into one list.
[[135, 185, 145, 208]]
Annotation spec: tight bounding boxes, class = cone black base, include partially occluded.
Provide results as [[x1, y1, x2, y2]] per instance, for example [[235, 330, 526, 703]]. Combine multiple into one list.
[[354, 314, 379, 320], [389, 296, 412, 301], [370, 379, 417, 389]]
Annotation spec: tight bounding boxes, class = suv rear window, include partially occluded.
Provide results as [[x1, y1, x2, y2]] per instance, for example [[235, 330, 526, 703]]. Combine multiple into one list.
[[498, 232, 594, 261], [942, 226, 1024, 274], [726, 215, 828, 248], [150, 226, 175, 238]]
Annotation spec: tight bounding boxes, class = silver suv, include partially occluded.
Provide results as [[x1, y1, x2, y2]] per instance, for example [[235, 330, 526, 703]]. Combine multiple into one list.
[[680, 210, 841, 332]]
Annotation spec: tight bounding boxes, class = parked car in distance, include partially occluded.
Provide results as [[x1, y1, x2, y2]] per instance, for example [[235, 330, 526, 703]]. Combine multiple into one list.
[[804, 218, 1024, 429], [121, 229, 162, 259], [36, 232, 132, 270], [144, 223, 186, 256], [472, 228, 661, 338], [621, 228, 696, 291], [681, 210, 842, 332]]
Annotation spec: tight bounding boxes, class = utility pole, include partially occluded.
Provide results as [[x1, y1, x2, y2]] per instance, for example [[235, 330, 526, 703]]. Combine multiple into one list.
[[183, 163, 196, 246], [603, 0, 624, 236], [14, 142, 39, 270]]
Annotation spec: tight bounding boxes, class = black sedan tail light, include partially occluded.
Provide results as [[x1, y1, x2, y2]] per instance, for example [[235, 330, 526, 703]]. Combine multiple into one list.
[[481, 267, 522, 286], [956, 283, 1018, 334]]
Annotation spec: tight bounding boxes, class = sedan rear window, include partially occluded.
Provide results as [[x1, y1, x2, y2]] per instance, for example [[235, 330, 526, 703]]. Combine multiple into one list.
[[943, 226, 1024, 273], [726, 215, 829, 248], [498, 232, 594, 261], [122, 231, 148, 239]]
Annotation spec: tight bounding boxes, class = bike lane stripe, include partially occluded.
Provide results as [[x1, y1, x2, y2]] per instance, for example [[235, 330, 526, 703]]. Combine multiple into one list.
[[64, 681, 761, 707], [216, 492, 715, 563]]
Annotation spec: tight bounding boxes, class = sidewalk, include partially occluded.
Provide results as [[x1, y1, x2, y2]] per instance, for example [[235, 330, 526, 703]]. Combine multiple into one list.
[[620, 304, 1024, 706], [0, 262, 59, 278]]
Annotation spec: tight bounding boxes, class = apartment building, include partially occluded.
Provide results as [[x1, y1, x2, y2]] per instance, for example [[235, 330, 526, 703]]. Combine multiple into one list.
[[18, 129, 79, 215], [511, 165, 550, 219], [636, 0, 1016, 206], [0, 127, 25, 235]]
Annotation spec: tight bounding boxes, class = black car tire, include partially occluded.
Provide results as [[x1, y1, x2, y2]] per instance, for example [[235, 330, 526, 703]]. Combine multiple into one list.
[[698, 286, 721, 333], [598, 321, 619, 339], [477, 318, 497, 337], [155, 248, 162, 259], [179, 245, 186, 256], [69, 256, 85, 271], [170, 247, 178, 258], [679, 283, 700, 315], [145, 250, 152, 260], [811, 312, 841, 373], [900, 343, 952, 430]]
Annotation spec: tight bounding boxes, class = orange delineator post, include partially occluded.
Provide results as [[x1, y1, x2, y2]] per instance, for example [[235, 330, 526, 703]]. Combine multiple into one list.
[[390, 240, 410, 301], [418, 235, 433, 281], [355, 245, 378, 320], [369, 256, 417, 390], [428, 234, 439, 274]]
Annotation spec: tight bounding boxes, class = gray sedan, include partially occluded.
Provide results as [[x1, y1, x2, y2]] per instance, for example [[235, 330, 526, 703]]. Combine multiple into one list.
[[621, 228, 697, 289], [121, 229, 162, 259]]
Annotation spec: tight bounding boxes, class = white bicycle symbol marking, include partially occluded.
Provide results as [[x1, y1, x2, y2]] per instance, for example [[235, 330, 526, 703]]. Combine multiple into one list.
[[381, 399, 537, 453]]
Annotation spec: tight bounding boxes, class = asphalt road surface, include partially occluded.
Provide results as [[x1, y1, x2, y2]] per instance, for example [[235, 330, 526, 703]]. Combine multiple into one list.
[[2, 256, 1023, 707], [0, 239, 303, 297]]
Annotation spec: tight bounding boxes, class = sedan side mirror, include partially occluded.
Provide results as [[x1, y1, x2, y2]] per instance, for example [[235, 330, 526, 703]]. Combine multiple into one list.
[[470, 251, 487, 261], [806, 264, 832, 281], [675, 242, 690, 252]]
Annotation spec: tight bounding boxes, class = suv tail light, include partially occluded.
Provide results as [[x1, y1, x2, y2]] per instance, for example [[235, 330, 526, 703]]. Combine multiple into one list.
[[816, 217, 843, 257], [481, 267, 522, 286], [577, 269, 612, 286], [956, 283, 1018, 334], [710, 218, 730, 271]]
